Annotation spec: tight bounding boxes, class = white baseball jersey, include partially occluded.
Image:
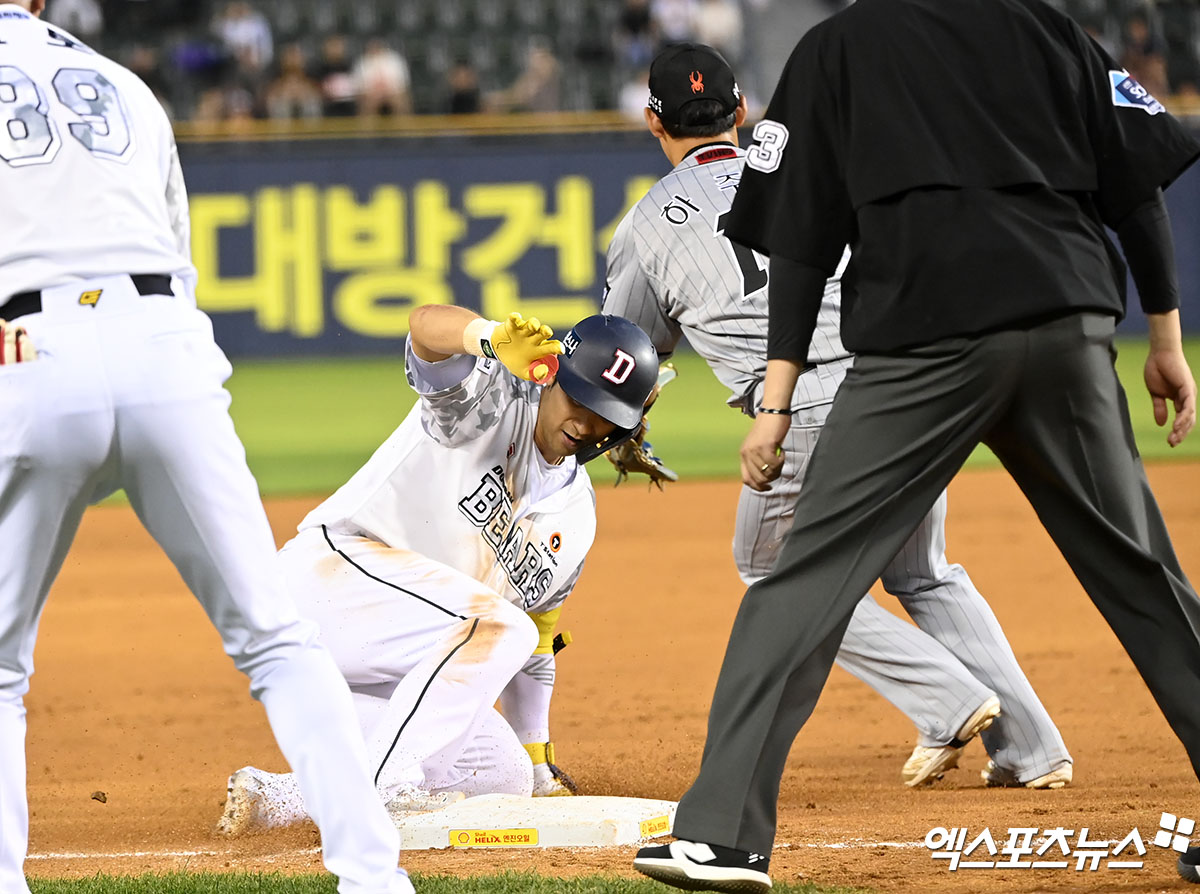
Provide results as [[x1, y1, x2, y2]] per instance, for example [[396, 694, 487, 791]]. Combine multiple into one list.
[[0, 6, 194, 297], [0, 9, 409, 892], [602, 143, 852, 412], [277, 341, 596, 803], [300, 340, 596, 614]]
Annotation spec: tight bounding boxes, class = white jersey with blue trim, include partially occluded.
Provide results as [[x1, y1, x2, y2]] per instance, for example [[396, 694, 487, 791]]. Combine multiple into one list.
[[299, 339, 596, 614], [602, 144, 851, 411], [0, 5, 195, 298]]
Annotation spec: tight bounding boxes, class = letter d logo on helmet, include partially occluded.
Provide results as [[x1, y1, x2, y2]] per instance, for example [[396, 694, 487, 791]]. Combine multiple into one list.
[[601, 349, 637, 385], [555, 315, 658, 459]]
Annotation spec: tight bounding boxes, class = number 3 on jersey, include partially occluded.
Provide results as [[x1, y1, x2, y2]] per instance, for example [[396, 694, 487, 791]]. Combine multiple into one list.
[[0, 65, 131, 166], [716, 210, 768, 301], [746, 119, 789, 174]]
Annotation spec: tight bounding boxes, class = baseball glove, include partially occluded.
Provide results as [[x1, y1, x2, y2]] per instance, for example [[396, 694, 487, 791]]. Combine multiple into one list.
[[606, 362, 678, 489], [606, 420, 678, 490]]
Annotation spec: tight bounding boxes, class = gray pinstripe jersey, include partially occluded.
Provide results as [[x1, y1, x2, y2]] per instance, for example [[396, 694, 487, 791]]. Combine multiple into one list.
[[602, 145, 852, 412]]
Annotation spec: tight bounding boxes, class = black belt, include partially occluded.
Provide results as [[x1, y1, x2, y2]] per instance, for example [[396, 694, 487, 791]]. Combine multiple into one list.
[[1, 273, 173, 318]]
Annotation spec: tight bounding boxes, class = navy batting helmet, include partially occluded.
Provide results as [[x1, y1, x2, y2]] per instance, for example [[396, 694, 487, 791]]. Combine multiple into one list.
[[554, 315, 658, 461]]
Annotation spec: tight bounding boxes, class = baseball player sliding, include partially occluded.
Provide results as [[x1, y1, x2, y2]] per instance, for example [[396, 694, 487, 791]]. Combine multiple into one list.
[[0, 4, 411, 892], [604, 44, 1073, 791], [218, 307, 659, 832]]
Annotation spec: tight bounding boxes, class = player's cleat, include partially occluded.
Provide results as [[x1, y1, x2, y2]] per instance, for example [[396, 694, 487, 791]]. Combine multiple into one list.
[[530, 749, 580, 796], [902, 695, 1001, 787], [532, 772, 577, 796], [981, 759, 1072, 789], [1178, 845, 1200, 883], [216, 766, 306, 835], [634, 839, 772, 893], [384, 785, 465, 818]]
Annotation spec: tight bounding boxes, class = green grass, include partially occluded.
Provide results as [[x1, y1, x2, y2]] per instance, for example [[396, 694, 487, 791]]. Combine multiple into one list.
[[226, 357, 409, 496], [29, 872, 862, 893], [226, 338, 1200, 497]]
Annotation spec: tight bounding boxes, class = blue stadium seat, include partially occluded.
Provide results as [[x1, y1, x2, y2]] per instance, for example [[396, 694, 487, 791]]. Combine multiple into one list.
[[556, 0, 586, 31], [1159, 0, 1200, 89], [308, 1, 340, 35], [467, 35, 499, 78], [396, 1, 431, 35], [268, 0, 304, 40], [513, 0, 550, 31], [424, 33, 453, 78], [348, 0, 383, 35], [476, 0, 507, 31], [433, 0, 467, 32]]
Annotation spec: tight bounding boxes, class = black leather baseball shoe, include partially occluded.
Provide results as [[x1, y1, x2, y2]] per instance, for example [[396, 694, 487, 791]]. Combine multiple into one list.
[[1179, 845, 1200, 883], [634, 839, 772, 892]]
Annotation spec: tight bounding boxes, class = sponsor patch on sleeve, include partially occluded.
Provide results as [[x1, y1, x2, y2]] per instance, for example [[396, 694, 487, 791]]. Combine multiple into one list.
[[1109, 70, 1165, 115]]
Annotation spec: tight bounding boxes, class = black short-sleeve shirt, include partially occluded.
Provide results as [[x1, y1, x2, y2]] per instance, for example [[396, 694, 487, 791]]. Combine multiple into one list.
[[724, 0, 1200, 352]]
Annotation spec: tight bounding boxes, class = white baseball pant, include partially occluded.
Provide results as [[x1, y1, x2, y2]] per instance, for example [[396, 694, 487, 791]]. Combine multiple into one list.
[[279, 526, 537, 800], [0, 278, 408, 894]]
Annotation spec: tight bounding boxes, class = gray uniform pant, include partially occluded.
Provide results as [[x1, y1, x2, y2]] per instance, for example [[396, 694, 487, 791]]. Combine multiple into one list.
[[674, 313, 1200, 854], [737, 404, 1070, 769]]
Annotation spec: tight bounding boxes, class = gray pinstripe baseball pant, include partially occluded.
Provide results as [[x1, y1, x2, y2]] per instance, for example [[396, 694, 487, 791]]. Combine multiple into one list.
[[734, 394, 1069, 771]]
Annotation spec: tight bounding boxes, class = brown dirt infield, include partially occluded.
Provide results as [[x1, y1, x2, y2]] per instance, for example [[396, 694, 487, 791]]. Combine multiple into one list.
[[22, 463, 1200, 893]]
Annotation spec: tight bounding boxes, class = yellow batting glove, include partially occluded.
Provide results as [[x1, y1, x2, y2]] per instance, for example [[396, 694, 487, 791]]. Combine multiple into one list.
[[464, 313, 563, 381], [524, 742, 580, 796]]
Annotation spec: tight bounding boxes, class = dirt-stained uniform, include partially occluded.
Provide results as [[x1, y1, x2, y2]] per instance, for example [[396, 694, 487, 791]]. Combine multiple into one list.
[[221, 313, 660, 829], [282, 341, 597, 800]]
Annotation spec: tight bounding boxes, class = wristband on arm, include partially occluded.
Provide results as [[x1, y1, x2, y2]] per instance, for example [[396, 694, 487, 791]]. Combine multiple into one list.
[[462, 317, 502, 358]]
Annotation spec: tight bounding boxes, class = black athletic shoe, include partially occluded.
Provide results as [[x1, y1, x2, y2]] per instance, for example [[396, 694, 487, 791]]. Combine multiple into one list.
[[633, 839, 772, 892], [1179, 845, 1200, 883]]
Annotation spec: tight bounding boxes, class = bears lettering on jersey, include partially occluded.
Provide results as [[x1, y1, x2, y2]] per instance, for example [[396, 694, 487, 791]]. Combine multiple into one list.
[[458, 465, 556, 608]]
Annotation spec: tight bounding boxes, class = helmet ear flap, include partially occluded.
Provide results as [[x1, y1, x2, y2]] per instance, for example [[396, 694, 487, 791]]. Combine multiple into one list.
[[573, 424, 640, 464]]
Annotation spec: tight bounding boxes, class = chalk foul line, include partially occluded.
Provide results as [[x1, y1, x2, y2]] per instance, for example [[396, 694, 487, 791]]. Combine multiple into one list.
[[27, 840, 926, 860]]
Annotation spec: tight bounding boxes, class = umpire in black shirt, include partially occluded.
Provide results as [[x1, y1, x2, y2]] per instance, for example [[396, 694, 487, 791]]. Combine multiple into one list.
[[633, 1, 1200, 891]]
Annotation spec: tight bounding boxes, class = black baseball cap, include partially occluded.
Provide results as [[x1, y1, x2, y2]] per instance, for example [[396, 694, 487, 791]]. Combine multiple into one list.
[[648, 43, 740, 127]]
